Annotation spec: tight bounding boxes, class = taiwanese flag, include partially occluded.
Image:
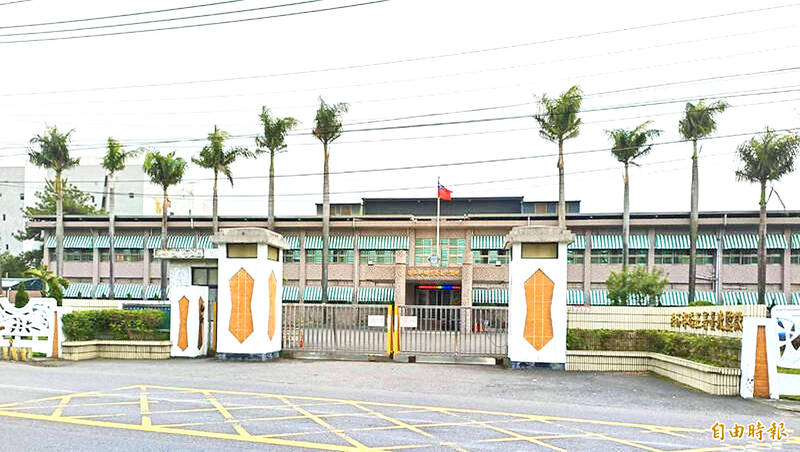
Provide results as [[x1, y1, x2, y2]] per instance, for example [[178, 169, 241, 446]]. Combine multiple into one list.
[[437, 183, 452, 201]]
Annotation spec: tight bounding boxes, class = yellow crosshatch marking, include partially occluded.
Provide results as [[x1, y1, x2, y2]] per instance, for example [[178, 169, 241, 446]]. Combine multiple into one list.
[[0, 384, 795, 451]]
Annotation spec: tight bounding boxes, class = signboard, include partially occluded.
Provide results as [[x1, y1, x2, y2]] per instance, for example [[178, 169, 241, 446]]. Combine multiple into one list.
[[407, 267, 460, 279], [154, 248, 204, 260], [400, 316, 418, 329], [367, 315, 385, 328]]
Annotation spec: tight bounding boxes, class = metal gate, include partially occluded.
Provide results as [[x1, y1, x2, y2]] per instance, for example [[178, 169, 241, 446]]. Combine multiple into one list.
[[282, 304, 508, 358]]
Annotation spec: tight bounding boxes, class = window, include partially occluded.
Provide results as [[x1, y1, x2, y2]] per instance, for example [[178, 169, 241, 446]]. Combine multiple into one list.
[[360, 250, 395, 264], [415, 238, 465, 266], [2, 214, 5, 221], [767, 250, 783, 264], [283, 249, 300, 263], [306, 249, 354, 263], [473, 249, 509, 264], [267, 245, 279, 261], [64, 249, 93, 261], [192, 268, 218, 286], [521, 243, 557, 259], [567, 249, 584, 264], [591, 249, 623, 264], [722, 250, 757, 264], [792, 250, 799, 264], [99, 249, 144, 262], [227, 243, 257, 258], [628, 249, 648, 265], [656, 250, 714, 264], [19, 193, 23, 200]]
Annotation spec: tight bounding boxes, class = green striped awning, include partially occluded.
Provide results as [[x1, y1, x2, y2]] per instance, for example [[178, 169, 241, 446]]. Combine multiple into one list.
[[472, 288, 508, 305], [719, 291, 785, 305], [195, 236, 214, 249], [304, 236, 354, 250], [471, 236, 505, 250], [792, 234, 800, 249], [95, 235, 146, 249], [94, 283, 110, 298], [63, 283, 94, 299], [45, 235, 94, 248], [168, 236, 199, 249], [792, 293, 800, 305], [590, 235, 649, 250], [767, 292, 788, 306], [658, 291, 718, 306], [145, 235, 214, 249], [357, 287, 395, 304], [655, 234, 718, 250], [302, 286, 354, 303], [568, 236, 585, 250], [282, 286, 299, 302], [145, 284, 169, 300], [567, 289, 585, 305], [358, 236, 409, 250], [723, 234, 786, 250], [109, 284, 144, 299], [590, 290, 612, 306], [284, 236, 300, 250]]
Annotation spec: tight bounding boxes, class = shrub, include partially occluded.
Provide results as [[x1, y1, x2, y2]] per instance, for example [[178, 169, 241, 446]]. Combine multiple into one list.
[[61, 309, 167, 341], [14, 284, 30, 308], [688, 300, 715, 307], [567, 329, 741, 368]]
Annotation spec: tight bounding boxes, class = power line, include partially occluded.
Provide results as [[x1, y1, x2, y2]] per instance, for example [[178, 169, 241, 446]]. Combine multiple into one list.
[[0, 0, 250, 29], [0, 0, 327, 37], [0, 0, 31, 6], [0, 3, 795, 91], [0, 0, 390, 44]]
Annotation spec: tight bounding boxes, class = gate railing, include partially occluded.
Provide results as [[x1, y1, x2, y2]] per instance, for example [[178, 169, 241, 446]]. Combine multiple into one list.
[[282, 304, 508, 358]]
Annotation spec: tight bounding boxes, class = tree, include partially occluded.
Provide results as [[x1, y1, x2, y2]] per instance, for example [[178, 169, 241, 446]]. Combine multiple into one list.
[[102, 138, 141, 301], [312, 98, 349, 304], [25, 265, 69, 307], [29, 126, 80, 277], [606, 122, 662, 271], [192, 126, 253, 234], [735, 128, 798, 305], [14, 283, 29, 309], [0, 252, 39, 277], [255, 107, 299, 229], [678, 100, 728, 304], [143, 151, 187, 301], [607, 266, 668, 306], [534, 85, 582, 228]]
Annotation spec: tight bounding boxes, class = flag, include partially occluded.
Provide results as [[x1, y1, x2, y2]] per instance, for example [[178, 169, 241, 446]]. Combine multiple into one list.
[[437, 183, 452, 201]]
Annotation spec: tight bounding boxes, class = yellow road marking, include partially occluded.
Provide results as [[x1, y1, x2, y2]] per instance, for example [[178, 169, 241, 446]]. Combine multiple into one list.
[[276, 396, 372, 450], [476, 422, 565, 451], [349, 402, 434, 439], [588, 432, 663, 452], [139, 387, 151, 427], [203, 391, 250, 437], [51, 395, 72, 417]]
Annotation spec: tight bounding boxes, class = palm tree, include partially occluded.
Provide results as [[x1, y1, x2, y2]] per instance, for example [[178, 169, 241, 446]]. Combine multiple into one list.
[[606, 122, 662, 271], [29, 126, 80, 277], [312, 98, 349, 304], [255, 107, 299, 229], [678, 100, 728, 304], [101, 138, 141, 300], [25, 264, 69, 307], [735, 128, 798, 305], [192, 126, 253, 234], [143, 151, 187, 301], [534, 85, 582, 228]]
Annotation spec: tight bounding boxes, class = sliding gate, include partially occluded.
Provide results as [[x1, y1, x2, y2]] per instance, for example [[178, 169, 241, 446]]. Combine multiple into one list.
[[282, 304, 508, 358]]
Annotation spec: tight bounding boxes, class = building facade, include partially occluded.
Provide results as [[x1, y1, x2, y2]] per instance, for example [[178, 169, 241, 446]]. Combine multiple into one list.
[[28, 198, 800, 306], [0, 167, 26, 255]]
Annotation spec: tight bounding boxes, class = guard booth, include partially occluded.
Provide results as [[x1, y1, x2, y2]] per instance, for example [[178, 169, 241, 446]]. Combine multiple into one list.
[[506, 226, 573, 369], [213, 228, 287, 361]]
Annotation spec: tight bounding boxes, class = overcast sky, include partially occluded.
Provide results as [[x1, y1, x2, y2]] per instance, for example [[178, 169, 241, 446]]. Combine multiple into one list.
[[1, 0, 799, 217]]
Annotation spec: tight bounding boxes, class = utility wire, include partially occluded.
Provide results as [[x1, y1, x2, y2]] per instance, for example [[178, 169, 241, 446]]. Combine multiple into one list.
[[0, 0, 31, 6], [0, 3, 795, 89], [0, 0, 391, 44]]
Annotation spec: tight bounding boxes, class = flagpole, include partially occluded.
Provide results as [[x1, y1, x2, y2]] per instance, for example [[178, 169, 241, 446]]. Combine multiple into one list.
[[436, 177, 441, 267]]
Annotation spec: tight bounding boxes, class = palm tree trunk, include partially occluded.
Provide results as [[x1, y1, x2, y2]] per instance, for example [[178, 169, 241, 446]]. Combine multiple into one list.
[[109, 176, 116, 301], [622, 162, 630, 272], [321, 142, 330, 305], [56, 169, 64, 277], [268, 149, 275, 229], [557, 139, 565, 229], [160, 189, 168, 301], [212, 170, 219, 235], [758, 180, 767, 306], [688, 139, 699, 304]]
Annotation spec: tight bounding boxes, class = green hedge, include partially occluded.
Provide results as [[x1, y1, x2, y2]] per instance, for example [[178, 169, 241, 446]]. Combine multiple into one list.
[[62, 309, 168, 341], [567, 329, 740, 368]]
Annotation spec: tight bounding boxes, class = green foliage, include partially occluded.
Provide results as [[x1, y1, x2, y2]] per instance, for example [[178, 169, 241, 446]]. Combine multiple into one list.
[[735, 128, 799, 188], [678, 100, 729, 141], [14, 283, 29, 308], [566, 329, 741, 367], [0, 252, 39, 277], [102, 137, 141, 176], [256, 107, 299, 153], [312, 98, 349, 144], [192, 125, 254, 185], [14, 180, 105, 242], [28, 126, 80, 173], [606, 266, 668, 306], [143, 150, 187, 191], [534, 85, 583, 144], [688, 300, 715, 307], [24, 265, 69, 307], [606, 121, 662, 165], [61, 309, 166, 341]]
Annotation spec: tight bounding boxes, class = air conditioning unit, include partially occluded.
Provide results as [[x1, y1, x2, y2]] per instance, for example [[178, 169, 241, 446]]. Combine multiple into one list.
[[368, 260, 375, 266]]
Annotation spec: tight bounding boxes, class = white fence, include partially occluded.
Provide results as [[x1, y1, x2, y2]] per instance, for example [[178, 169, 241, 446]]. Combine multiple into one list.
[[0, 297, 68, 357]]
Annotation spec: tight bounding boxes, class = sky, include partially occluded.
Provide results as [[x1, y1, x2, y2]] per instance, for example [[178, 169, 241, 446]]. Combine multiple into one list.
[[1, 0, 799, 217]]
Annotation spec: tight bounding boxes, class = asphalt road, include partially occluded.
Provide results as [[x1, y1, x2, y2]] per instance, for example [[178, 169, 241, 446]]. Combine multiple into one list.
[[0, 358, 798, 451]]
